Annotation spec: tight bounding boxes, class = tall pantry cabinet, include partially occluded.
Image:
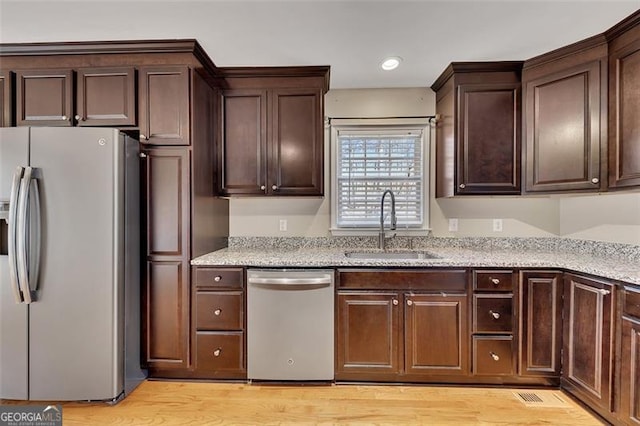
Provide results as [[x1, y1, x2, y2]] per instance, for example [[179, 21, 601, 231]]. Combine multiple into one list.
[[0, 40, 230, 376]]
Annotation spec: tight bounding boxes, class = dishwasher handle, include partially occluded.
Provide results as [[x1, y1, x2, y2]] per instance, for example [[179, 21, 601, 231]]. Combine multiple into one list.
[[247, 275, 333, 286]]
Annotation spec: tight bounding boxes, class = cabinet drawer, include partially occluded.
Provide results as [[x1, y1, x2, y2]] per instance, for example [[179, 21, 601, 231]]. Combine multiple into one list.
[[473, 336, 514, 375], [195, 332, 244, 372], [195, 292, 243, 331], [474, 270, 514, 291], [338, 269, 467, 291], [624, 287, 640, 318], [194, 267, 243, 289], [474, 294, 513, 333]]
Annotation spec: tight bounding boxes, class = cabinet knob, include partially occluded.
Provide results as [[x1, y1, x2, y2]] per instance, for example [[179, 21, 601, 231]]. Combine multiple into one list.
[[75, 114, 84, 121], [61, 115, 68, 121], [591, 178, 599, 184], [392, 299, 399, 306], [213, 348, 222, 357], [139, 153, 147, 158], [214, 276, 222, 282], [214, 309, 222, 316], [272, 185, 278, 191], [491, 278, 500, 285], [489, 310, 501, 319], [490, 352, 500, 361], [459, 184, 466, 189], [140, 134, 147, 140], [406, 299, 413, 306], [598, 288, 611, 296], [260, 185, 266, 191]]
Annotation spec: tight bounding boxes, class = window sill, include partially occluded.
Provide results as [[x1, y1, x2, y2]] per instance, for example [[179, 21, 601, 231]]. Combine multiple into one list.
[[329, 228, 431, 237]]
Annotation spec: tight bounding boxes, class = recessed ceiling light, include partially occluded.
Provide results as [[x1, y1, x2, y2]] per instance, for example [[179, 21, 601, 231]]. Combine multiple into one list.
[[381, 56, 402, 71]]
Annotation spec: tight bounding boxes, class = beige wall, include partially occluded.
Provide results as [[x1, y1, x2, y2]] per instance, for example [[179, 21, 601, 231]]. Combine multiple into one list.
[[229, 88, 640, 245]]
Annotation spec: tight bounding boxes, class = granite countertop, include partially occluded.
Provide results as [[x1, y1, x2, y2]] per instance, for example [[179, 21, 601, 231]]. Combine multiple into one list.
[[191, 237, 640, 286]]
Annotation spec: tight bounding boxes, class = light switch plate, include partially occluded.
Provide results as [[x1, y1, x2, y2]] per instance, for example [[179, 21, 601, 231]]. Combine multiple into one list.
[[448, 218, 458, 232]]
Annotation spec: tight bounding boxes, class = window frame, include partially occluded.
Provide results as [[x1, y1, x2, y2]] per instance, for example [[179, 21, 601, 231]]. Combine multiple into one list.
[[330, 118, 431, 236]]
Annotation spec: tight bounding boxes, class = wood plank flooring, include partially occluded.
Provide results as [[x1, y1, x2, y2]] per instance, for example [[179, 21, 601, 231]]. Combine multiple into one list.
[[2, 381, 602, 425]]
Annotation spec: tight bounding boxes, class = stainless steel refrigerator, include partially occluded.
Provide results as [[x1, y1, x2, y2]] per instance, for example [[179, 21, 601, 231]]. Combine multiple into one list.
[[0, 127, 146, 402]]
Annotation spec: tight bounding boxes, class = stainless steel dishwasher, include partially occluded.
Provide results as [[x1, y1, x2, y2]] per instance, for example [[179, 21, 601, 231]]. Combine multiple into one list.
[[247, 269, 334, 381]]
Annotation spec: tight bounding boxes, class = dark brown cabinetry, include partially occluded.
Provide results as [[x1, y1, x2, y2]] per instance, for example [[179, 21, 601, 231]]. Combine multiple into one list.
[[192, 267, 246, 379], [139, 66, 190, 145], [562, 274, 615, 414], [519, 271, 563, 378], [607, 12, 640, 189], [219, 67, 329, 196], [620, 286, 640, 424], [1, 70, 11, 126], [336, 269, 469, 382], [15, 67, 136, 127], [471, 270, 516, 377], [431, 62, 523, 197], [523, 37, 608, 193]]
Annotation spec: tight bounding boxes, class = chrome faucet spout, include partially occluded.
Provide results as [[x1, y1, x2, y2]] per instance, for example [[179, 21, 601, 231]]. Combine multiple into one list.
[[379, 190, 397, 250]]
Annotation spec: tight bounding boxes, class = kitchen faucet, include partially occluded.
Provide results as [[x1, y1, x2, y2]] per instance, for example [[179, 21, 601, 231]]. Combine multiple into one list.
[[379, 189, 397, 250]]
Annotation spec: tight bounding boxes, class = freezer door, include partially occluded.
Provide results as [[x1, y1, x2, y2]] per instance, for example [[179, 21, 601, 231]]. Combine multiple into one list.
[[28, 127, 124, 401], [0, 127, 29, 399]]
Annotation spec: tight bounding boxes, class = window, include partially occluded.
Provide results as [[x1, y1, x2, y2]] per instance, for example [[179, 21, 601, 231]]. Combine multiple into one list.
[[330, 122, 429, 234]]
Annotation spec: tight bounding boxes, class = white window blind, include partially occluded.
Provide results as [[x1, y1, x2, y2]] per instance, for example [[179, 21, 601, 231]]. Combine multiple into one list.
[[336, 129, 423, 228]]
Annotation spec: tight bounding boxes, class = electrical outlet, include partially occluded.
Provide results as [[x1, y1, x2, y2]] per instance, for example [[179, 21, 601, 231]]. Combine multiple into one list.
[[279, 219, 288, 232], [448, 218, 458, 232], [493, 219, 503, 232]]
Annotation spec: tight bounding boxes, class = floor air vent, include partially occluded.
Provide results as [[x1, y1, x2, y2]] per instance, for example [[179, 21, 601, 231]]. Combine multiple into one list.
[[513, 391, 571, 408]]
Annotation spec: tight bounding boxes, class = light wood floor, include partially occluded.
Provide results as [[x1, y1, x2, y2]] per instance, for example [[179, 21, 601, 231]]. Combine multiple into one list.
[[2, 381, 602, 425]]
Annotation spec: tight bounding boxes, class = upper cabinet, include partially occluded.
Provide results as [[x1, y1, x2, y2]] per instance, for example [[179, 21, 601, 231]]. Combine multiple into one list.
[[15, 67, 136, 127], [431, 62, 523, 197], [522, 36, 608, 193], [219, 67, 329, 196], [606, 11, 640, 189], [138, 66, 190, 145]]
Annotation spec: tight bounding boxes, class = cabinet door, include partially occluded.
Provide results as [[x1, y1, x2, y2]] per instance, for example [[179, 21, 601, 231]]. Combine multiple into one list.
[[525, 60, 604, 192], [562, 274, 614, 411], [0, 70, 11, 127], [404, 293, 468, 376], [144, 260, 190, 369], [609, 39, 640, 188], [76, 67, 136, 126], [139, 66, 190, 145], [620, 315, 640, 424], [336, 292, 401, 378], [16, 69, 73, 126], [143, 148, 190, 258], [269, 88, 324, 195], [220, 89, 267, 195], [457, 83, 520, 194], [519, 271, 563, 377]]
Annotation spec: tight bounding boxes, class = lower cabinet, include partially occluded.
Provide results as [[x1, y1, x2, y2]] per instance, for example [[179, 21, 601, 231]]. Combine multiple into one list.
[[335, 269, 469, 382], [191, 267, 246, 379], [562, 274, 615, 415], [620, 287, 640, 424], [519, 271, 563, 378]]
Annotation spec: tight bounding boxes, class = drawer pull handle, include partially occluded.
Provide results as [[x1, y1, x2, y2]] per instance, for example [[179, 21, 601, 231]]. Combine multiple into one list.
[[214, 276, 222, 282], [490, 352, 500, 361], [407, 300, 413, 306], [213, 348, 222, 357], [489, 310, 500, 319], [214, 309, 222, 316], [392, 299, 399, 306], [491, 278, 500, 285]]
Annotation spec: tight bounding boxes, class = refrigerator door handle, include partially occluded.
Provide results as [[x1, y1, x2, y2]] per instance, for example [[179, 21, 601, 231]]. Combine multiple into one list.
[[8, 166, 24, 304], [16, 166, 33, 304], [28, 177, 42, 294]]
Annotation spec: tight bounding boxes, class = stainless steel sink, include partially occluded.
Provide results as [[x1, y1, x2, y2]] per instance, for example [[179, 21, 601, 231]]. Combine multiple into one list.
[[344, 251, 441, 260]]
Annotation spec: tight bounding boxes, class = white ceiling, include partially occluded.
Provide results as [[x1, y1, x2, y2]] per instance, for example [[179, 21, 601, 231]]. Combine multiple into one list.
[[0, 1, 638, 89]]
